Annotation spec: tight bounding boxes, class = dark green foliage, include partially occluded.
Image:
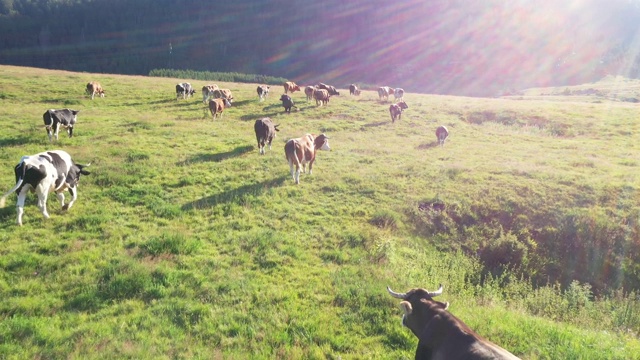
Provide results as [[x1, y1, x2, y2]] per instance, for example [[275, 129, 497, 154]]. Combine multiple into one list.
[[149, 69, 288, 86]]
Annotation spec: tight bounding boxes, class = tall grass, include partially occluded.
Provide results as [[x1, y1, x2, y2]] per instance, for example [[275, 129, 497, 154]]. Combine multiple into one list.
[[0, 65, 639, 359]]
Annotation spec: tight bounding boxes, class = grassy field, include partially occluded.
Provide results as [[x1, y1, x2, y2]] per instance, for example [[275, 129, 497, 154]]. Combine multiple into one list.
[[0, 65, 639, 359]]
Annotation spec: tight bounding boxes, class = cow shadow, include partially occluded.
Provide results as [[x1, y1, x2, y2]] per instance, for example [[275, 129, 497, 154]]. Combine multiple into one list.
[[0, 135, 41, 147], [180, 145, 254, 165], [182, 175, 288, 210], [231, 99, 254, 107], [417, 141, 441, 149], [362, 121, 388, 128], [240, 112, 279, 121]]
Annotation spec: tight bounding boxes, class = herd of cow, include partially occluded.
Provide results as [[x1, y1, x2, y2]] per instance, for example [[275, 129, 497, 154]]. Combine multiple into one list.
[[0, 78, 521, 359]]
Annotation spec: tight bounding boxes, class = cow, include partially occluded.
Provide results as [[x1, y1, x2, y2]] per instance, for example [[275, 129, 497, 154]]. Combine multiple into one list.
[[313, 89, 330, 106], [279, 94, 297, 113], [85, 81, 105, 100], [254, 118, 280, 155], [436, 125, 449, 146], [387, 285, 520, 360], [202, 84, 219, 103], [394, 88, 405, 101], [389, 100, 409, 123], [284, 133, 331, 184], [378, 86, 391, 101], [0, 150, 90, 226], [208, 98, 232, 120], [284, 81, 301, 94], [349, 84, 361, 96], [213, 88, 234, 104], [317, 83, 340, 96], [304, 86, 316, 101], [176, 82, 195, 100], [43, 109, 79, 142], [257, 85, 270, 101]]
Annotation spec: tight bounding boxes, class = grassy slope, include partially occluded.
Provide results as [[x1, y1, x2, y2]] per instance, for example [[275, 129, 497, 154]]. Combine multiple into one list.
[[0, 65, 639, 359]]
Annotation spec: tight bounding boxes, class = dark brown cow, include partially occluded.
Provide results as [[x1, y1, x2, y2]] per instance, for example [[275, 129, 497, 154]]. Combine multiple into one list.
[[85, 81, 105, 100], [279, 94, 297, 113], [436, 125, 449, 146], [387, 285, 520, 360], [254, 118, 280, 155], [208, 98, 232, 120], [283, 81, 301, 94], [284, 133, 331, 184], [313, 89, 330, 106], [304, 86, 316, 101], [389, 100, 408, 123]]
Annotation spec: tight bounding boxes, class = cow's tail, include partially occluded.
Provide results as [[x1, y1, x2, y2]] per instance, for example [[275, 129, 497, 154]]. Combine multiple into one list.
[[0, 177, 24, 208]]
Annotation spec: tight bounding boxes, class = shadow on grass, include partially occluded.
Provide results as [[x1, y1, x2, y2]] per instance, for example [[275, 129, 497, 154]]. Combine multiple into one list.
[[180, 145, 254, 165], [240, 112, 280, 121], [0, 134, 42, 147], [182, 175, 288, 210], [362, 121, 388, 128], [417, 141, 442, 149]]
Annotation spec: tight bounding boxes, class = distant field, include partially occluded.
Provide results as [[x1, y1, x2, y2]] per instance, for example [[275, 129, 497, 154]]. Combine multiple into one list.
[[0, 65, 639, 359]]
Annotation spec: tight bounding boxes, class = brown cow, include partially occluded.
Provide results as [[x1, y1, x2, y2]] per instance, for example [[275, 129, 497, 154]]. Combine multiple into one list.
[[436, 125, 449, 146], [254, 117, 280, 155], [389, 100, 408, 123], [313, 89, 330, 106], [283, 81, 301, 94], [213, 88, 234, 104], [85, 82, 105, 100], [208, 98, 232, 120], [304, 86, 316, 101], [387, 285, 520, 360], [284, 133, 331, 184], [202, 84, 219, 103]]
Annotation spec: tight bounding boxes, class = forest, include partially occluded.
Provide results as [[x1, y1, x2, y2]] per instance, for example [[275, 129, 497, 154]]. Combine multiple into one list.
[[2, 0, 640, 96]]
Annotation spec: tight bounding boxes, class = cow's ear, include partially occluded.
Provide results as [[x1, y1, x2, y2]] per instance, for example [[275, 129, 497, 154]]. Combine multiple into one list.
[[72, 110, 80, 115], [400, 301, 413, 316], [443, 302, 449, 310]]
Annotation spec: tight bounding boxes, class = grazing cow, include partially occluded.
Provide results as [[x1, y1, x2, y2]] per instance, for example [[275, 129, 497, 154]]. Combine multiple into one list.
[[0, 150, 90, 226], [349, 84, 361, 96], [208, 98, 232, 120], [393, 88, 405, 101], [387, 285, 520, 360], [317, 83, 340, 96], [43, 109, 79, 142], [304, 86, 316, 101], [213, 88, 234, 104], [279, 94, 297, 113], [378, 86, 391, 101], [254, 117, 280, 155], [85, 81, 105, 100], [284, 133, 331, 184], [257, 85, 270, 101], [313, 89, 330, 106], [202, 84, 219, 103], [283, 81, 301, 94], [436, 125, 449, 146], [176, 82, 195, 100], [389, 100, 409, 123]]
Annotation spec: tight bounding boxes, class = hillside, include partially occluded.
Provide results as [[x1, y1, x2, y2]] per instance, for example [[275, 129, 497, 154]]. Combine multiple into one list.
[[0, 65, 639, 359]]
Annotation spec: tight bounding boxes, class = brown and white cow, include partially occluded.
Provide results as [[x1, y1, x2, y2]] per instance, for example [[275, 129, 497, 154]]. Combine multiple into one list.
[[86, 82, 105, 100], [304, 86, 316, 101], [208, 98, 232, 120], [317, 83, 340, 96], [387, 285, 520, 360], [313, 89, 330, 106], [213, 88, 234, 104], [254, 117, 280, 155], [378, 86, 391, 101], [0, 150, 90, 226], [393, 88, 405, 101], [283, 81, 301, 94], [202, 84, 219, 103], [257, 85, 270, 101], [436, 125, 449, 146], [389, 100, 408, 123], [284, 133, 331, 184]]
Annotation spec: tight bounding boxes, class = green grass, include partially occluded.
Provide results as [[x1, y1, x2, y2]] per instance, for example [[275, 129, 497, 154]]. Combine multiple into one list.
[[0, 65, 639, 359]]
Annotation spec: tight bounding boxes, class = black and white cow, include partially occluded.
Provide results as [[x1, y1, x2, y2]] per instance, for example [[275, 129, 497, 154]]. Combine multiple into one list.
[[0, 150, 90, 226], [257, 85, 270, 101], [254, 117, 280, 155], [176, 82, 195, 100], [43, 109, 79, 142]]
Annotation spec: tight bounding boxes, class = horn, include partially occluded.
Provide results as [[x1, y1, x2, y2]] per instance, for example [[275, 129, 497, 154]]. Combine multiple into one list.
[[387, 286, 407, 299], [427, 284, 444, 297]]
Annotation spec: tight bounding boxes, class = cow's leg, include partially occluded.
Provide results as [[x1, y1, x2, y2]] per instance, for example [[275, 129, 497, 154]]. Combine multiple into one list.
[[16, 187, 30, 226], [295, 166, 301, 184], [68, 126, 73, 138], [54, 122, 60, 141], [46, 126, 53, 142], [309, 160, 314, 175], [34, 186, 50, 220], [56, 192, 66, 208], [289, 159, 296, 181], [63, 187, 77, 210]]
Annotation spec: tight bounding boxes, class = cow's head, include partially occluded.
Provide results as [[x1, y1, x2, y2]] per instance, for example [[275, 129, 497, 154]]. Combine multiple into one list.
[[314, 133, 331, 151], [397, 101, 408, 110], [223, 98, 232, 107], [66, 163, 91, 187], [280, 94, 291, 102], [387, 285, 449, 338]]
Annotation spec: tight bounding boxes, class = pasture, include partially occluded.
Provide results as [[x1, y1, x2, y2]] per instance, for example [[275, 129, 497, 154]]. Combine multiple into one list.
[[0, 65, 639, 359]]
